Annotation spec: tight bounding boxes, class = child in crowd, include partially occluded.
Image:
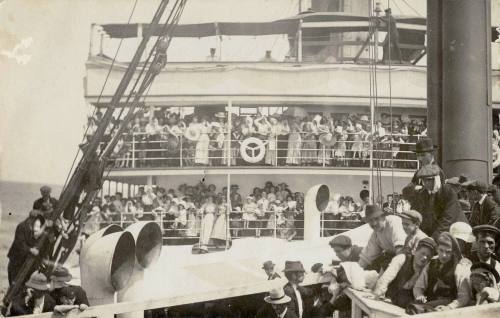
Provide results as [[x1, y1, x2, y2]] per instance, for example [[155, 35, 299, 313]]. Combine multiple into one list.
[[399, 210, 428, 254]]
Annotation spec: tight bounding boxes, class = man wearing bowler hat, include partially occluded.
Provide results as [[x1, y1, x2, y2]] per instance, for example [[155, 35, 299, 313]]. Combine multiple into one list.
[[358, 205, 407, 271], [283, 261, 313, 318], [256, 287, 298, 318], [470, 225, 500, 275], [467, 181, 500, 227]]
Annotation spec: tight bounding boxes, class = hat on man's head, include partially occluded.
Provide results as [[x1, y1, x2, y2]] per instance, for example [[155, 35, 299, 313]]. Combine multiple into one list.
[[466, 180, 488, 193], [264, 287, 291, 305], [412, 137, 437, 153], [416, 237, 437, 254], [416, 164, 441, 179], [283, 261, 306, 273], [472, 224, 500, 238], [262, 261, 275, 270], [450, 222, 475, 243], [50, 266, 73, 284], [471, 262, 500, 283], [399, 210, 422, 224], [26, 272, 49, 291], [40, 185, 51, 192], [329, 235, 352, 248], [364, 204, 384, 220]]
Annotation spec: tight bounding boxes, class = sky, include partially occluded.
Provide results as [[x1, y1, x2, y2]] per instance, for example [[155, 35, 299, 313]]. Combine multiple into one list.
[[0, 0, 428, 185]]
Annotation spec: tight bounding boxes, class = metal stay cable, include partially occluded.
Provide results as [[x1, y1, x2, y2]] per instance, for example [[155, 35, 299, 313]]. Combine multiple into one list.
[[62, 0, 140, 190]]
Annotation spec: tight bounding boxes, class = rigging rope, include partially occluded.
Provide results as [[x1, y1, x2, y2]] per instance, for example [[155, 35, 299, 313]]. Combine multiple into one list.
[[388, 0, 396, 197], [62, 0, 140, 190]]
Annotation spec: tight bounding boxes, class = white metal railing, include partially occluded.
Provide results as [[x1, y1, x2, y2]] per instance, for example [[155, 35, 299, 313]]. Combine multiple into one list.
[[86, 210, 363, 241], [104, 132, 422, 170]]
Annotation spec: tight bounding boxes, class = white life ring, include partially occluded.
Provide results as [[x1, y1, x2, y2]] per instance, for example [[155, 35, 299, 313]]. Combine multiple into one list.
[[240, 137, 266, 163], [184, 126, 201, 141]]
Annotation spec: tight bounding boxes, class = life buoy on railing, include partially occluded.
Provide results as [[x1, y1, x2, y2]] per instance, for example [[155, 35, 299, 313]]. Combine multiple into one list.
[[240, 137, 267, 163], [184, 126, 201, 141]]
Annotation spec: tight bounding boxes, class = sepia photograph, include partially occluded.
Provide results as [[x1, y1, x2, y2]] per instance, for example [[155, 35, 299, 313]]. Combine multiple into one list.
[[1, 0, 500, 317]]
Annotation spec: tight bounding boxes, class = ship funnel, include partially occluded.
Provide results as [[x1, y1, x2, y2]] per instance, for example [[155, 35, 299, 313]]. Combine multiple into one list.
[[117, 222, 163, 318], [80, 225, 135, 306], [304, 184, 330, 240]]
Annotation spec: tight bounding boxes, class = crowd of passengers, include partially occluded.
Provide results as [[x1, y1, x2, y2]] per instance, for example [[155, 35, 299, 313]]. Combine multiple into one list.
[[230, 137, 500, 318], [9, 137, 500, 316], [85, 108, 428, 169]]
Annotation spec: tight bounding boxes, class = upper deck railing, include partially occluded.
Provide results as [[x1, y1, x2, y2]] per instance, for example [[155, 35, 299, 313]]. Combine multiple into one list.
[[105, 131, 421, 171]]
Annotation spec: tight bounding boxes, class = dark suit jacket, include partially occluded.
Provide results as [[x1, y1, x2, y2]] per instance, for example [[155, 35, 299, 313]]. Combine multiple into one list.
[[283, 282, 313, 318], [7, 218, 37, 263], [10, 293, 56, 316], [470, 196, 500, 227], [268, 272, 282, 280], [50, 285, 90, 306], [33, 197, 58, 212], [406, 184, 468, 238], [256, 304, 299, 318]]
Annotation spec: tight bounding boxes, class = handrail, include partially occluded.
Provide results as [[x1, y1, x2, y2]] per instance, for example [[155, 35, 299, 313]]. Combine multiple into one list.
[[343, 288, 406, 318], [105, 131, 421, 170]]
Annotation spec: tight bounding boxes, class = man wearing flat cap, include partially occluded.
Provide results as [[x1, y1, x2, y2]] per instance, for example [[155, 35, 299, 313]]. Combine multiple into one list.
[[33, 185, 58, 215], [372, 237, 437, 307], [470, 225, 500, 275], [468, 181, 500, 227], [409, 138, 445, 185], [399, 210, 428, 254], [283, 261, 313, 318], [406, 164, 467, 240], [358, 205, 407, 271], [329, 235, 362, 263]]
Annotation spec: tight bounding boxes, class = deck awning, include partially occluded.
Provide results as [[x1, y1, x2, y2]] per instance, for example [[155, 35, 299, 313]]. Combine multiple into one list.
[[98, 12, 428, 39], [100, 20, 301, 38], [98, 12, 499, 41]]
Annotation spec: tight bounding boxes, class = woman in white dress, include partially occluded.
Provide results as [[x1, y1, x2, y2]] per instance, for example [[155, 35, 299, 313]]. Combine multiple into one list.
[[265, 117, 280, 166], [192, 116, 210, 165], [211, 196, 230, 242], [286, 120, 302, 165], [242, 196, 258, 236], [199, 195, 218, 252]]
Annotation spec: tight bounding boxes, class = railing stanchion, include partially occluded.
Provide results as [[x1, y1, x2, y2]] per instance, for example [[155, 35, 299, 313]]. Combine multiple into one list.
[[132, 133, 136, 168], [180, 135, 183, 168], [275, 134, 278, 166]]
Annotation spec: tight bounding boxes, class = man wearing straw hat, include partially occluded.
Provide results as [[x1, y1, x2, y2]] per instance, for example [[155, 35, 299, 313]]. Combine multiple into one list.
[[256, 287, 298, 318], [10, 272, 56, 316]]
